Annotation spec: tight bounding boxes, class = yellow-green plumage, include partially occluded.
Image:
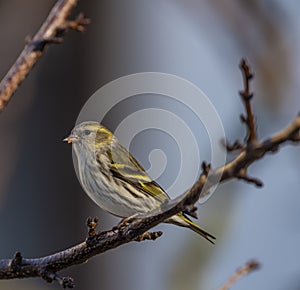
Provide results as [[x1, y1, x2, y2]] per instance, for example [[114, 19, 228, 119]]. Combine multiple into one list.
[[65, 121, 215, 243]]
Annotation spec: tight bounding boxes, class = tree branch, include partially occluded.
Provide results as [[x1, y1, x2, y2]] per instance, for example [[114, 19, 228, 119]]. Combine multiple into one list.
[[217, 260, 260, 290], [0, 0, 90, 112], [0, 59, 299, 287], [239, 58, 257, 144]]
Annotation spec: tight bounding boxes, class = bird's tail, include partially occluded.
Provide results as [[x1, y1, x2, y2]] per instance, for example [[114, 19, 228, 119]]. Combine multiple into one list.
[[167, 213, 216, 244]]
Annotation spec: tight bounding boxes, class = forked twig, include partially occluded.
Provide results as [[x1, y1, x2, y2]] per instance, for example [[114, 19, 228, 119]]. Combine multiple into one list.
[[0, 0, 90, 112]]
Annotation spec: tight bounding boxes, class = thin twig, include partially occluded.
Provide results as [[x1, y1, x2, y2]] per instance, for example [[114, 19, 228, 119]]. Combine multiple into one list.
[[217, 260, 260, 290], [239, 58, 257, 143], [0, 0, 90, 112]]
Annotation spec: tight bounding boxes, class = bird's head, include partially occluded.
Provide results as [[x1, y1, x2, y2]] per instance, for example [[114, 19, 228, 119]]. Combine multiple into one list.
[[64, 121, 113, 150]]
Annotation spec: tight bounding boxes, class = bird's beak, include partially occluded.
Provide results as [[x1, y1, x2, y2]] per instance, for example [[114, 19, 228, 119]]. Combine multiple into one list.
[[63, 134, 77, 144]]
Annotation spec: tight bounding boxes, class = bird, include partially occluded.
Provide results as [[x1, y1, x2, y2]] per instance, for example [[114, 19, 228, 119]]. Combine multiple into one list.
[[64, 121, 215, 243]]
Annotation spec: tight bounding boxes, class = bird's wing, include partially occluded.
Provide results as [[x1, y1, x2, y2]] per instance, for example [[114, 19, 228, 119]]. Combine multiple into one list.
[[103, 143, 169, 203]]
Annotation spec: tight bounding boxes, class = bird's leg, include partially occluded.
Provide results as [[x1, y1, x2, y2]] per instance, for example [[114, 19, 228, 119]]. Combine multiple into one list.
[[117, 213, 140, 227]]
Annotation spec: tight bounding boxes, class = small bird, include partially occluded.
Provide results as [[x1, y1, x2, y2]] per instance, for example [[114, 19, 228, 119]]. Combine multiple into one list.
[[64, 121, 215, 243]]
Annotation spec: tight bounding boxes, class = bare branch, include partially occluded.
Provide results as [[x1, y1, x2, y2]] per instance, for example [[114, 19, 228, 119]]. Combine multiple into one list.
[[0, 0, 90, 112], [239, 58, 257, 143], [216, 113, 300, 185], [218, 260, 261, 290]]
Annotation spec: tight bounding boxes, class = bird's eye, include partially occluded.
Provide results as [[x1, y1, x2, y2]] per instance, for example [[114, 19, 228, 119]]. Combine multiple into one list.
[[84, 130, 91, 136]]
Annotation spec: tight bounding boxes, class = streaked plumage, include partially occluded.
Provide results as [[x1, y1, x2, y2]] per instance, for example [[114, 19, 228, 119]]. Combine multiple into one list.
[[65, 121, 215, 243]]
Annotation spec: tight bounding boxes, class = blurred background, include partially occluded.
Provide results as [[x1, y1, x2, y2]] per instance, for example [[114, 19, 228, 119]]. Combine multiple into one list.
[[0, 1, 299, 289]]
